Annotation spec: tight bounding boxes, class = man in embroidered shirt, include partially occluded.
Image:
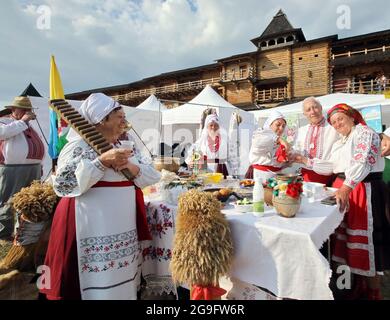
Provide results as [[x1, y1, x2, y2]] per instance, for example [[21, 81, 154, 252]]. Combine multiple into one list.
[[292, 97, 339, 185], [292, 97, 390, 185], [0, 96, 44, 240]]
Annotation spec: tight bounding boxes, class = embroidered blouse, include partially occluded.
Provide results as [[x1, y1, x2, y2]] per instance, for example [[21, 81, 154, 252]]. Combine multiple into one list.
[[294, 118, 339, 161], [53, 135, 161, 197], [249, 128, 283, 168], [306, 124, 384, 189]]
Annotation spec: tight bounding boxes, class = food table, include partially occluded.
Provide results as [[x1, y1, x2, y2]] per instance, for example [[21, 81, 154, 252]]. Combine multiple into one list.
[[140, 194, 343, 300]]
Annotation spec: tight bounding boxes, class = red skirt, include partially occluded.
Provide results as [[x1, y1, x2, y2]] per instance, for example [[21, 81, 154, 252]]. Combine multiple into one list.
[[40, 197, 80, 300], [40, 181, 151, 300], [331, 176, 390, 275]]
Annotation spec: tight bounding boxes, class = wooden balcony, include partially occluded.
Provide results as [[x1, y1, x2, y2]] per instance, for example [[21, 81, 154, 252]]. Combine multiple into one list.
[[111, 77, 221, 101], [255, 87, 287, 103], [332, 78, 389, 94], [220, 67, 255, 83], [332, 45, 390, 60]]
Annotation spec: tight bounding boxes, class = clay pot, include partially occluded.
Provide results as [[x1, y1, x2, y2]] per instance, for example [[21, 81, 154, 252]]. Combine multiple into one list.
[[272, 194, 301, 218], [264, 186, 273, 206]]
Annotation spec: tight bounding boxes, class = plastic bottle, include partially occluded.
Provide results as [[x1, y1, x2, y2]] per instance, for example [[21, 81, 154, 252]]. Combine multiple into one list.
[[253, 178, 264, 215]]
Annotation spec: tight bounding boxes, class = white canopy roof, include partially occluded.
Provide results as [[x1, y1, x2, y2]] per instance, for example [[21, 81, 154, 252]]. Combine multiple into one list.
[[137, 94, 167, 111], [162, 85, 254, 126]]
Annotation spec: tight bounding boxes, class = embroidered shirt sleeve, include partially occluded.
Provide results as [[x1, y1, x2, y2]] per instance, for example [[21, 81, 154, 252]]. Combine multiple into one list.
[[344, 125, 380, 189], [130, 141, 161, 189], [53, 144, 104, 197]]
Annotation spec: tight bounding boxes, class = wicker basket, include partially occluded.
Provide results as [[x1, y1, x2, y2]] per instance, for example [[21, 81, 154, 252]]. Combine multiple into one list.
[[272, 194, 301, 218], [153, 156, 181, 173]]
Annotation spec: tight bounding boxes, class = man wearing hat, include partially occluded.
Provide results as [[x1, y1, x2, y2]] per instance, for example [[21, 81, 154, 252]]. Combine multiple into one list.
[[0, 96, 44, 241]]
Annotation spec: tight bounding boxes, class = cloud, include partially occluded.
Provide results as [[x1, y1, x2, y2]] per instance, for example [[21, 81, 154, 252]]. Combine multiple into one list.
[[0, 0, 389, 103]]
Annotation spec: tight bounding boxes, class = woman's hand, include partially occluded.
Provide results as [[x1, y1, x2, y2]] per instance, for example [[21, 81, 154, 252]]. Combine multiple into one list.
[[98, 148, 133, 168], [290, 153, 308, 166], [278, 137, 290, 153], [115, 161, 140, 177], [334, 184, 352, 213], [381, 133, 390, 157]]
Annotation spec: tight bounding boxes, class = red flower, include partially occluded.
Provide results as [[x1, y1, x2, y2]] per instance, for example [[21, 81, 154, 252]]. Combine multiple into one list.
[[286, 182, 303, 199], [156, 248, 164, 256]]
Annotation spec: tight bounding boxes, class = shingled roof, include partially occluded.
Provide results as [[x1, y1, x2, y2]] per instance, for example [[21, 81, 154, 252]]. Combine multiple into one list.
[[251, 9, 306, 47]]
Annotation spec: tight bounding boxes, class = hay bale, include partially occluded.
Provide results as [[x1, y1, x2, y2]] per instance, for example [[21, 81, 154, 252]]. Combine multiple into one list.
[[171, 190, 233, 287]]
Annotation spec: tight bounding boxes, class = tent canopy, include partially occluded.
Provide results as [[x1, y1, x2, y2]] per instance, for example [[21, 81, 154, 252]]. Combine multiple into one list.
[[250, 93, 390, 127], [162, 85, 254, 126], [137, 94, 167, 111]]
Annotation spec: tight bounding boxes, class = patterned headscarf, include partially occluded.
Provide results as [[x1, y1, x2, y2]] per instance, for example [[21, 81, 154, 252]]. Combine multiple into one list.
[[327, 103, 366, 126]]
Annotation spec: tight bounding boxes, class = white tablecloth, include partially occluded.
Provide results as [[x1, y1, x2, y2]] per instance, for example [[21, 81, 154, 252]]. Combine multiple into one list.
[[142, 197, 343, 300], [223, 200, 343, 300]]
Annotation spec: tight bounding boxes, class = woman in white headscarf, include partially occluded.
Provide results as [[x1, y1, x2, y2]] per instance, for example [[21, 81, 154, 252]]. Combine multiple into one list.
[[40, 93, 161, 300], [185, 114, 233, 177], [248, 110, 290, 183]]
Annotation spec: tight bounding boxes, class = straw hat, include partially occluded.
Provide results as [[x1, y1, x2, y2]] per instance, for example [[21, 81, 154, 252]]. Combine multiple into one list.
[[4, 96, 33, 110]]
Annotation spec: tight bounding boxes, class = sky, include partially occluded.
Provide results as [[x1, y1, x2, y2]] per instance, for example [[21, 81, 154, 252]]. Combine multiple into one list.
[[1, 0, 390, 105]]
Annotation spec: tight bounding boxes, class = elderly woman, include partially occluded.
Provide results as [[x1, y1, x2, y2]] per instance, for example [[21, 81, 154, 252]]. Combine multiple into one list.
[[294, 103, 390, 300], [248, 110, 290, 183], [185, 114, 235, 177], [40, 93, 161, 300]]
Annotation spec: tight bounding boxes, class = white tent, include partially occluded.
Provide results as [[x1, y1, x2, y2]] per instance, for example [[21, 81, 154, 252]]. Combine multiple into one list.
[[162, 85, 255, 145], [162, 85, 254, 127], [137, 95, 167, 111], [250, 93, 390, 128]]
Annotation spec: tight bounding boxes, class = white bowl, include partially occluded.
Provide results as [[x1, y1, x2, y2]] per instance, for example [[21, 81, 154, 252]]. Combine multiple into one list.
[[232, 202, 253, 213]]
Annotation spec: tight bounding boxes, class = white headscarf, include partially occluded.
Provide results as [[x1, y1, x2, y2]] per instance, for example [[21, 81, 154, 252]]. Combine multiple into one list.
[[79, 93, 119, 125], [67, 93, 120, 142], [263, 110, 286, 130]]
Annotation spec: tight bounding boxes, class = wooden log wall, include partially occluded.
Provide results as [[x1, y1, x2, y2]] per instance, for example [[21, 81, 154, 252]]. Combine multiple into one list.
[[291, 43, 330, 97]]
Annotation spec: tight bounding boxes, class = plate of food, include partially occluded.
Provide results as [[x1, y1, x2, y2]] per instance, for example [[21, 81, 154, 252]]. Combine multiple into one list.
[[239, 179, 255, 188], [232, 198, 253, 213]]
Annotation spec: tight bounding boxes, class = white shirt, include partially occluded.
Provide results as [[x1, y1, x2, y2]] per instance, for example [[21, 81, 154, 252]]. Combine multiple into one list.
[[249, 128, 283, 168], [294, 118, 340, 161], [53, 137, 161, 197], [308, 124, 384, 189], [0, 117, 42, 165]]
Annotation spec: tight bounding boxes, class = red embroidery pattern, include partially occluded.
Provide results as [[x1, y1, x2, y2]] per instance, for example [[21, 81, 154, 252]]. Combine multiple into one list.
[[352, 126, 378, 169], [207, 135, 220, 153]]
